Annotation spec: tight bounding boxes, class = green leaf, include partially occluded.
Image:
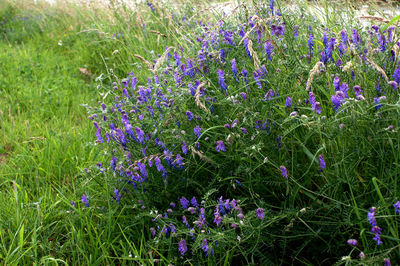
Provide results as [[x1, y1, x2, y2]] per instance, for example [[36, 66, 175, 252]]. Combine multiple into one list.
[[18, 224, 24, 250], [382, 15, 400, 31]]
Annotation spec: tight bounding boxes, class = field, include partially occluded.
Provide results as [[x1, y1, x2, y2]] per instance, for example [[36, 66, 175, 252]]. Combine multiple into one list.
[[1, 0, 400, 264]]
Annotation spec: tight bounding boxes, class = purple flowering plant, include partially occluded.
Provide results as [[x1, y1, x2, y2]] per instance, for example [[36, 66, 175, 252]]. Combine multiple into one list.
[[82, 2, 400, 264]]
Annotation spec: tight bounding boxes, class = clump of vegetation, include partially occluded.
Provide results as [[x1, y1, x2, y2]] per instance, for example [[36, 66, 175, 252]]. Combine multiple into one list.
[[1, 0, 400, 264], [88, 0, 400, 264]]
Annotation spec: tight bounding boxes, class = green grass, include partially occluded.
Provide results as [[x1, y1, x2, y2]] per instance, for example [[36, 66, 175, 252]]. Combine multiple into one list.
[[0, 0, 199, 263]]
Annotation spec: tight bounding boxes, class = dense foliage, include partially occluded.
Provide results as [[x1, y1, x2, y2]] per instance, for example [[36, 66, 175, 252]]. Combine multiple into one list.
[[1, 0, 400, 264], [87, 1, 400, 264]]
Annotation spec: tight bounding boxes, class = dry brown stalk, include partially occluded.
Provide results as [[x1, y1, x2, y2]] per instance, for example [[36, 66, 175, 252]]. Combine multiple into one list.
[[153, 47, 175, 73], [150, 30, 167, 38], [188, 6, 213, 22], [195, 82, 209, 112], [358, 16, 389, 24], [79, 68, 92, 77], [367, 44, 389, 83], [247, 39, 261, 70], [134, 54, 153, 69], [191, 147, 212, 163], [306, 62, 325, 91], [152, 2, 164, 19]]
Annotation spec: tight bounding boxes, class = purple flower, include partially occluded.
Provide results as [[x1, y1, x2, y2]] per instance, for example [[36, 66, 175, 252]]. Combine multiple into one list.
[[241, 69, 249, 85], [285, 96, 292, 108], [81, 194, 89, 207], [374, 97, 382, 110], [178, 239, 187, 256], [264, 89, 275, 101], [270, 0, 275, 14], [94, 122, 103, 143], [202, 238, 209, 254], [384, 258, 391, 266], [308, 33, 314, 57], [149, 227, 156, 238], [219, 49, 226, 63], [353, 86, 363, 97], [294, 25, 299, 38], [147, 2, 155, 13], [318, 154, 326, 169], [180, 197, 189, 209], [394, 201, 400, 218], [110, 157, 117, 171], [174, 71, 182, 85], [352, 29, 360, 47], [339, 83, 349, 98], [240, 92, 247, 100], [215, 140, 226, 152], [315, 102, 321, 114], [97, 163, 104, 172], [333, 76, 340, 91], [154, 156, 166, 177], [182, 141, 188, 155], [186, 111, 194, 121], [271, 24, 285, 37], [256, 208, 264, 220], [135, 127, 145, 144], [388, 81, 398, 90], [254, 70, 262, 90], [114, 189, 122, 202], [217, 69, 228, 91], [331, 94, 342, 111], [194, 126, 202, 138], [243, 38, 251, 57], [231, 58, 238, 81], [341, 30, 349, 47], [379, 34, 387, 52], [368, 207, 383, 245], [393, 67, 400, 84], [347, 239, 357, 246], [213, 208, 222, 226], [388, 26, 394, 43], [191, 197, 199, 207], [309, 92, 316, 110], [241, 128, 247, 134], [280, 166, 287, 179], [264, 41, 274, 61]]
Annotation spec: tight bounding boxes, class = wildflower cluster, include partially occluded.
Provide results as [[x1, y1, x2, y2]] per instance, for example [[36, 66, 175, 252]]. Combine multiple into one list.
[[85, 1, 400, 263]]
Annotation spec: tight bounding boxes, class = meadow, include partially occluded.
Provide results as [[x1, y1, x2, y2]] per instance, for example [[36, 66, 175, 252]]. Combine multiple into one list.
[[1, 0, 400, 264]]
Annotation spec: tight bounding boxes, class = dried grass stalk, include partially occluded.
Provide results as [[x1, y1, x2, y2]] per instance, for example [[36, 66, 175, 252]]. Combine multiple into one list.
[[191, 147, 212, 163], [247, 39, 261, 70], [306, 62, 325, 91], [79, 68, 92, 77], [195, 82, 209, 112], [152, 2, 164, 19], [358, 16, 389, 24], [393, 41, 400, 62], [134, 54, 153, 70], [367, 44, 389, 83], [163, 114, 173, 127], [188, 6, 213, 22], [150, 30, 167, 38], [153, 47, 175, 73], [368, 59, 389, 83]]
